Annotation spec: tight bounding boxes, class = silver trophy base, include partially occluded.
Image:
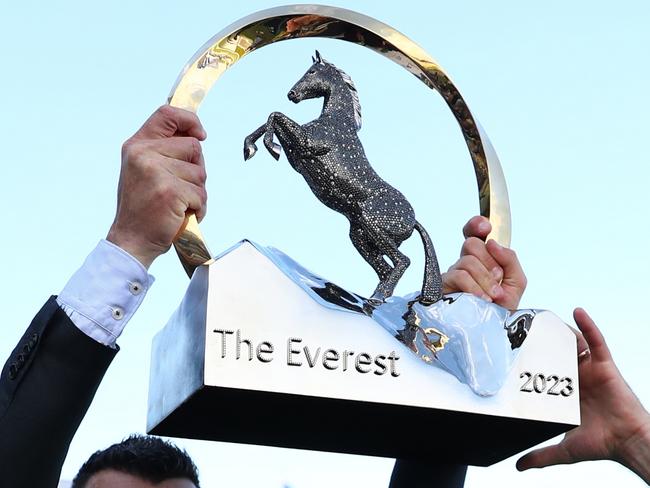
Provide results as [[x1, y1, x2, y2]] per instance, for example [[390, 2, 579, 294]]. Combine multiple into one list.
[[147, 241, 579, 465]]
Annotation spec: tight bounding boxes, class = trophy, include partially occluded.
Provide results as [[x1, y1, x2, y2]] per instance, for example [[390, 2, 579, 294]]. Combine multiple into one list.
[[147, 5, 579, 465]]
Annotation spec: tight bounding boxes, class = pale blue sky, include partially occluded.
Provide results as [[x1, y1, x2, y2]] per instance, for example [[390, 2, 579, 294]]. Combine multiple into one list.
[[1, 1, 648, 486]]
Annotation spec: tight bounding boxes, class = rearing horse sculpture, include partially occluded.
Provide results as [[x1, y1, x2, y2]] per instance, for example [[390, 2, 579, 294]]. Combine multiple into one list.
[[244, 50, 442, 304]]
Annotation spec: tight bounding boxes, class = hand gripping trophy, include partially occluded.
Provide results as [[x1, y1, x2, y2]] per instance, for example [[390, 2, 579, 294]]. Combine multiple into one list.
[[148, 5, 581, 466]]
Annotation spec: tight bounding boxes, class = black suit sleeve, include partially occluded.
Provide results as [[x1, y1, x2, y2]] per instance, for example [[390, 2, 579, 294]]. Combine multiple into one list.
[[0, 296, 117, 487]]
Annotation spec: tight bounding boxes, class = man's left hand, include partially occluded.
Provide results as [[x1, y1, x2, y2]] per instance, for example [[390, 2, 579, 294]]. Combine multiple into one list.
[[442, 215, 527, 309]]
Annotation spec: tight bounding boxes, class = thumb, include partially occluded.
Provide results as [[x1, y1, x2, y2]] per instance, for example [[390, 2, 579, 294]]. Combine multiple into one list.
[[516, 443, 573, 471], [462, 215, 492, 240]]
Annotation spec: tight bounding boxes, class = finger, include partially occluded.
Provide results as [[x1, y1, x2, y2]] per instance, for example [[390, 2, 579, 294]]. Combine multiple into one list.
[[461, 237, 502, 280], [486, 239, 526, 290], [450, 255, 501, 299], [165, 157, 207, 187], [176, 179, 208, 222], [442, 270, 492, 301], [150, 137, 204, 165], [462, 215, 492, 240], [135, 105, 207, 141], [573, 308, 612, 363], [516, 443, 573, 470]]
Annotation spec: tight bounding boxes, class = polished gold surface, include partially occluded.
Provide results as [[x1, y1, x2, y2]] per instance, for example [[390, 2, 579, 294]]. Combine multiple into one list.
[[173, 215, 214, 276], [423, 326, 450, 353], [169, 4, 512, 277]]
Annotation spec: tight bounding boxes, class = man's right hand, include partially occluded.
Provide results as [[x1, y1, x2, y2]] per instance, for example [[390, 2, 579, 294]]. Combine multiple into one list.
[[517, 309, 650, 483], [106, 105, 208, 269]]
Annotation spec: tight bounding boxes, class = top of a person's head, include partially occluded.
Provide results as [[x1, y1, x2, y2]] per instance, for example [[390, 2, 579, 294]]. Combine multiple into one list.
[[72, 434, 200, 488]]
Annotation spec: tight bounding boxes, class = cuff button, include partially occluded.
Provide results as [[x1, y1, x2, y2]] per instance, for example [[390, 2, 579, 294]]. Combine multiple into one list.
[[129, 281, 143, 295], [111, 307, 125, 320]]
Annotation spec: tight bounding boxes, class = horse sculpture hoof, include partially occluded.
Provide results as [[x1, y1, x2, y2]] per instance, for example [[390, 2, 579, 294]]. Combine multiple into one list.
[[369, 291, 386, 305], [243, 143, 257, 161]]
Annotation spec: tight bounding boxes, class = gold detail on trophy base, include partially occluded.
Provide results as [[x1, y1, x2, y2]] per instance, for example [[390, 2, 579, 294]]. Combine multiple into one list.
[[424, 326, 450, 353], [174, 214, 214, 276]]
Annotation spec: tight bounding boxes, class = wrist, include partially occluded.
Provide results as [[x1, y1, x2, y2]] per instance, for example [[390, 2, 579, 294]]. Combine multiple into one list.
[[616, 412, 650, 483], [106, 226, 160, 269]]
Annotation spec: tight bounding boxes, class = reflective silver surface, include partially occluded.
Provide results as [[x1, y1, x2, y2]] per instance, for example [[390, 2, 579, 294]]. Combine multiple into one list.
[[373, 294, 536, 396], [147, 266, 208, 429], [254, 241, 537, 396], [149, 241, 579, 461]]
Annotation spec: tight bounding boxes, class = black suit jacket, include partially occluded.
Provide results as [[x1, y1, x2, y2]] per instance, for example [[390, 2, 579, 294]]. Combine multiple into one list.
[[0, 297, 116, 487]]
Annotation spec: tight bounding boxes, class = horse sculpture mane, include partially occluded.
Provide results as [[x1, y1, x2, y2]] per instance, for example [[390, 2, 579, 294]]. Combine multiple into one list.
[[321, 58, 362, 131], [243, 50, 442, 305]]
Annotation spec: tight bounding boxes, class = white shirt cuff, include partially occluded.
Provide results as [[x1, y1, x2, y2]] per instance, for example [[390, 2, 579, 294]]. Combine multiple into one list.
[[56, 239, 155, 348]]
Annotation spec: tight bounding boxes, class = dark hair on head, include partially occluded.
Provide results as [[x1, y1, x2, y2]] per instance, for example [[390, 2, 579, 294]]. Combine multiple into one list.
[[72, 434, 200, 487]]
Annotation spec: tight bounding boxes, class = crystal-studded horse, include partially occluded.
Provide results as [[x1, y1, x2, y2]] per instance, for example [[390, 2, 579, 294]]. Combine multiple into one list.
[[243, 51, 442, 304]]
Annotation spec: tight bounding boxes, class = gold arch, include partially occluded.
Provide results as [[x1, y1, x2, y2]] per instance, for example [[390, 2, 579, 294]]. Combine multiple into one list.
[[168, 5, 511, 277]]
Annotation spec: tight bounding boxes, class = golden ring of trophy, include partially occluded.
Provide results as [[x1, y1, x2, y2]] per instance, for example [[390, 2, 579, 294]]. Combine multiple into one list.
[[168, 4, 511, 277]]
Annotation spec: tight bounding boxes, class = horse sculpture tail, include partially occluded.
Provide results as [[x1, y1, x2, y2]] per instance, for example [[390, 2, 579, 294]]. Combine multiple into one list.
[[414, 221, 443, 305]]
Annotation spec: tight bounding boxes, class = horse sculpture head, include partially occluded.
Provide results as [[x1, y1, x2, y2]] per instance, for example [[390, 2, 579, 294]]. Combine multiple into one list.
[[287, 50, 336, 103], [288, 50, 362, 131]]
